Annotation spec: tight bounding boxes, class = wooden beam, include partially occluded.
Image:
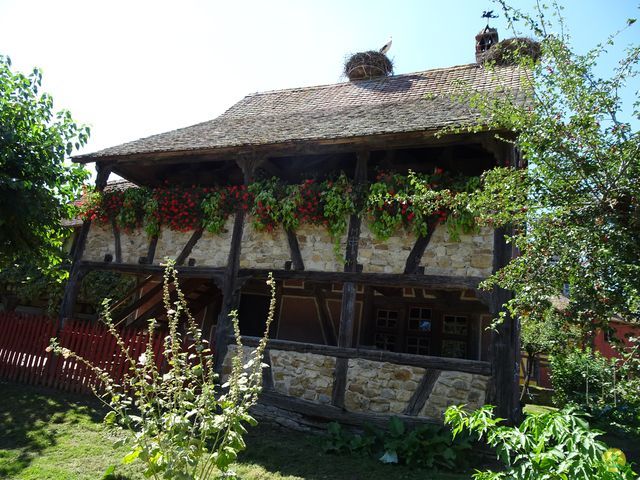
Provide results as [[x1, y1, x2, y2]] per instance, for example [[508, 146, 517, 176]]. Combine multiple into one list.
[[175, 227, 204, 266], [285, 229, 305, 271], [489, 227, 520, 423], [333, 150, 368, 408], [111, 220, 122, 263], [313, 287, 337, 345], [404, 217, 439, 274], [111, 282, 164, 325], [214, 155, 262, 371], [258, 158, 287, 179], [262, 349, 275, 390], [403, 369, 442, 416], [258, 391, 440, 429], [79, 129, 509, 167], [146, 235, 159, 264], [78, 262, 485, 290], [239, 336, 491, 375], [133, 278, 203, 325], [59, 163, 111, 327]]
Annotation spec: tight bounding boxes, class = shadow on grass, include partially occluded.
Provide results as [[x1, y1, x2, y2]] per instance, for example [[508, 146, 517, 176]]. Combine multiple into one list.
[[0, 381, 107, 479], [238, 422, 470, 480]]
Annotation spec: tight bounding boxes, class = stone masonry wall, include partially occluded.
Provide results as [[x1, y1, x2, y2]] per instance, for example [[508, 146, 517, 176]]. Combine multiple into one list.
[[421, 226, 494, 277], [296, 225, 346, 271], [344, 358, 425, 414], [419, 371, 489, 419], [239, 225, 290, 270], [83, 225, 114, 262], [270, 350, 335, 405], [82, 219, 493, 277]]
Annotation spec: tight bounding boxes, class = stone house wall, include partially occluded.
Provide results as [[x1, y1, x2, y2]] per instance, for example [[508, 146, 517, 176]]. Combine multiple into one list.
[[82, 220, 494, 277], [221, 347, 490, 422]]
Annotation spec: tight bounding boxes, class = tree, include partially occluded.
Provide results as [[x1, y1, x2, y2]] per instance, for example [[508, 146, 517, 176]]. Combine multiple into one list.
[[0, 55, 89, 271], [519, 305, 579, 401], [461, 2, 640, 337]]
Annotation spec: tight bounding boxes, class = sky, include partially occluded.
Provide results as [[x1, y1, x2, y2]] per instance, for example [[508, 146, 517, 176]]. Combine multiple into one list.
[[0, 0, 638, 169]]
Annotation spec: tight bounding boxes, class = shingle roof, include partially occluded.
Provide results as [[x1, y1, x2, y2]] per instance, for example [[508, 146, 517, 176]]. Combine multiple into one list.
[[75, 63, 525, 162]]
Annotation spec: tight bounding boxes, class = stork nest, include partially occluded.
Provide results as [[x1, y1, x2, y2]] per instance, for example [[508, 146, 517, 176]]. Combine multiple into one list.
[[484, 37, 542, 65], [345, 51, 393, 81]]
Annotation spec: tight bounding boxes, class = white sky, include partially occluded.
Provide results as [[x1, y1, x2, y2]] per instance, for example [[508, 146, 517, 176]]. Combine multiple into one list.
[[0, 0, 637, 171]]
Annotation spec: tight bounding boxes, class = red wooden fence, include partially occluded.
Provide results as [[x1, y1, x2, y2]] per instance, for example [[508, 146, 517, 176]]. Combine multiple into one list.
[[0, 312, 165, 394]]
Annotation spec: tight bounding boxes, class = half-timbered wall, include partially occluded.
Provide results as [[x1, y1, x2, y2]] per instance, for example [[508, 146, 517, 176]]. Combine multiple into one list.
[[81, 221, 494, 278], [222, 345, 490, 421]]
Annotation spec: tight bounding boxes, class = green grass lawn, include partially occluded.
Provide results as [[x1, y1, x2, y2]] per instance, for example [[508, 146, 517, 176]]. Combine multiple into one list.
[[0, 381, 470, 480]]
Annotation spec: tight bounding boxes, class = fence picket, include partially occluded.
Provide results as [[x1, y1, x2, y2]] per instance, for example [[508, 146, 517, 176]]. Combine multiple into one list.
[[0, 312, 166, 395]]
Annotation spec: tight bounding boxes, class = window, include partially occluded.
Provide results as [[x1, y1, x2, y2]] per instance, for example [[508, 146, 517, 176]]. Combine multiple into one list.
[[375, 309, 399, 351], [406, 307, 431, 355], [442, 315, 468, 359]]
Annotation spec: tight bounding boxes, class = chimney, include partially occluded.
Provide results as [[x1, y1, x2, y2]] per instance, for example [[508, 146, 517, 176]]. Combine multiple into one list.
[[475, 26, 499, 63]]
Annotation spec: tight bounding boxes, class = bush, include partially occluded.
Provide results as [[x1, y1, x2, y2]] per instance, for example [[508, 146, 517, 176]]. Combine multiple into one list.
[[549, 346, 640, 436], [549, 347, 614, 407], [445, 405, 638, 479], [323, 417, 473, 471], [49, 261, 275, 479]]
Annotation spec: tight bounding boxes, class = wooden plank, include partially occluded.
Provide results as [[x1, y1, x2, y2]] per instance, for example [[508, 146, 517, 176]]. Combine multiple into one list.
[[111, 220, 122, 263], [403, 369, 442, 416], [404, 217, 439, 274], [285, 229, 305, 271], [175, 227, 204, 266], [19, 316, 39, 385], [240, 336, 491, 375]]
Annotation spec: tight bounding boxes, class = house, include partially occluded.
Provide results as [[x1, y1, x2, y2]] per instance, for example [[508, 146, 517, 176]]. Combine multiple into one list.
[[63, 30, 524, 425]]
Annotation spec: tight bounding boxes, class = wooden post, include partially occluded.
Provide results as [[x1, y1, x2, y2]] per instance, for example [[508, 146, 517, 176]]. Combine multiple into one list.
[[488, 226, 521, 424], [111, 219, 122, 263], [332, 151, 368, 407], [285, 229, 305, 271], [59, 163, 111, 327], [213, 155, 262, 371]]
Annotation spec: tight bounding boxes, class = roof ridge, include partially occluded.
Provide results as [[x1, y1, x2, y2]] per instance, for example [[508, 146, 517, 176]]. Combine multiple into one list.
[[240, 62, 482, 99]]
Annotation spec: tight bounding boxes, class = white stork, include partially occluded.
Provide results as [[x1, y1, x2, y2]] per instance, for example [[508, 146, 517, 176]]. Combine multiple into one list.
[[379, 36, 392, 55]]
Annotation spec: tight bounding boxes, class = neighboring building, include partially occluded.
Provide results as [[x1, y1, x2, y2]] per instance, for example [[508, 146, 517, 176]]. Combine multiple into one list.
[[63, 30, 524, 425]]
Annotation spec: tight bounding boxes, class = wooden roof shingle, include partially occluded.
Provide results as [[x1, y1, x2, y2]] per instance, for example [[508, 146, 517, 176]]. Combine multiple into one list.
[[75, 63, 525, 163]]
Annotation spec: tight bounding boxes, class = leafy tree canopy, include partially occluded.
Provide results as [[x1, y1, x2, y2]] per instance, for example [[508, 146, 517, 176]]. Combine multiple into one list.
[[0, 54, 89, 272], [460, 2, 640, 334]]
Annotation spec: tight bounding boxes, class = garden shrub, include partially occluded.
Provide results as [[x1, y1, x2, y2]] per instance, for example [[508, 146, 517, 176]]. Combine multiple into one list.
[[549, 347, 614, 407], [549, 345, 640, 436], [323, 416, 473, 471], [445, 405, 638, 479], [49, 261, 275, 480]]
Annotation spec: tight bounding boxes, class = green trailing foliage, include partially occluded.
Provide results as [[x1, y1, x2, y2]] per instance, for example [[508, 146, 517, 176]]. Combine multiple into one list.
[[82, 170, 482, 263], [323, 417, 474, 472], [445, 404, 638, 479], [48, 261, 276, 480]]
